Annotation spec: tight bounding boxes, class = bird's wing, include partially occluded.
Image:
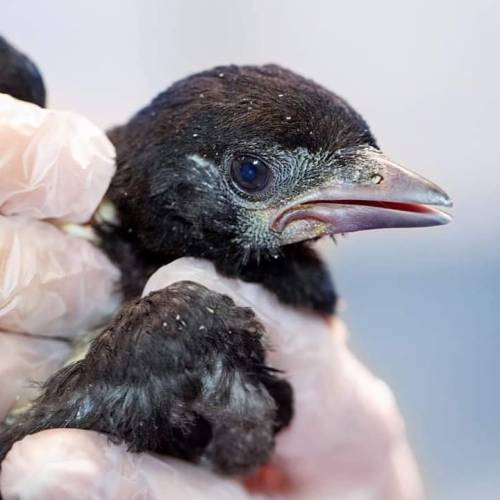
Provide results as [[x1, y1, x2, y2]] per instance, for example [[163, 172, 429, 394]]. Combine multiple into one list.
[[0, 271, 292, 476]]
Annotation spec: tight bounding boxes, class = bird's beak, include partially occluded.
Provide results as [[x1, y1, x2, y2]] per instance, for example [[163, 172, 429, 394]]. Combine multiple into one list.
[[271, 146, 452, 245]]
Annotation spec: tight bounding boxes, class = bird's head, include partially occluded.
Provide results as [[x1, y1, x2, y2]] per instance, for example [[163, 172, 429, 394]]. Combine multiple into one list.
[[107, 65, 452, 268]]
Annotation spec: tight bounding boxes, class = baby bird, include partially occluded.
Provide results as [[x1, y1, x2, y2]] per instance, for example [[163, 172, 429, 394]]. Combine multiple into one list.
[[0, 37, 451, 476]]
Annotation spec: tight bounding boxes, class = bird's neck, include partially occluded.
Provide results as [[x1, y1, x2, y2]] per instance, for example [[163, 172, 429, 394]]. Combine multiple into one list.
[[215, 244, 338, 316], [95, 218, 337, 316]]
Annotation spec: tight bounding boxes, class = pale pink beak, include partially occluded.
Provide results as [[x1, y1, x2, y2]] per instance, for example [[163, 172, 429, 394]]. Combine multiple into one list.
[[272, 147, 452, 245]]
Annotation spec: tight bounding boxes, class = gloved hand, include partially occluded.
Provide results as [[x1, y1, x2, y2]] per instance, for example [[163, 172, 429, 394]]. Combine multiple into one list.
[[0, 94, 423, 500]]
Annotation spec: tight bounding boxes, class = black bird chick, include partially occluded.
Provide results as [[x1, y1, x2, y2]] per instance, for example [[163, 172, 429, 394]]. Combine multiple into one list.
[[0, 47, 452, 477]]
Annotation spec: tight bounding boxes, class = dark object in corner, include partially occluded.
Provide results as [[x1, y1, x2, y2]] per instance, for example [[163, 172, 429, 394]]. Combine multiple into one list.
[[0, 35, 46, 106]]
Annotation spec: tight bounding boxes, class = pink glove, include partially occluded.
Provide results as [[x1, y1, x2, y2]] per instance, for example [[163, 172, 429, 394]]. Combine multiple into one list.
[[0, 94, 423, 500]]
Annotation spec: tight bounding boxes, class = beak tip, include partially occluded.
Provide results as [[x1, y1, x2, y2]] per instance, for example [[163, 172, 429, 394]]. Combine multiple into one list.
[[424, 182, 453, 208], [438, 212, 453, 225], [436, 192, 453, 208]]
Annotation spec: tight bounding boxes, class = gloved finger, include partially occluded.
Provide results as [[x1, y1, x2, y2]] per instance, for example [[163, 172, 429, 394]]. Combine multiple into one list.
[[0, 429, 256, 500], [0, 332, 70, 422], [0, 93, 115, 223], [267, 323, 424, 500], [145, 258, 424, 500], [0, 215, 120, 337]]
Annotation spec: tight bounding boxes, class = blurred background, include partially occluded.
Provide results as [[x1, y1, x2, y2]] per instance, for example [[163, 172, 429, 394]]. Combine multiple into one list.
[[2, 1, 498, 498]]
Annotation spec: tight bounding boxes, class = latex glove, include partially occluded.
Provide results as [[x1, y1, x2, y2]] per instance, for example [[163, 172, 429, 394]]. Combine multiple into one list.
[[0, 94, 423, 500], [0, 92, 119, 459]]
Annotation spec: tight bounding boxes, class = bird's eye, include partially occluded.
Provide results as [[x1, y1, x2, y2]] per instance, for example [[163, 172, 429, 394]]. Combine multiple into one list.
[[230, 155, 271, 194]]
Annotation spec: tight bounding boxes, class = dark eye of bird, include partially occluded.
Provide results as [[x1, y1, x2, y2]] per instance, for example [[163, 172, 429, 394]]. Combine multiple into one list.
[[230, 155, 271, 194]]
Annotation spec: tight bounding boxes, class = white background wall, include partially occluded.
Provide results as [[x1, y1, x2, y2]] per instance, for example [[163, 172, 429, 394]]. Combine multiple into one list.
[[3, 1, 499, 498]]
